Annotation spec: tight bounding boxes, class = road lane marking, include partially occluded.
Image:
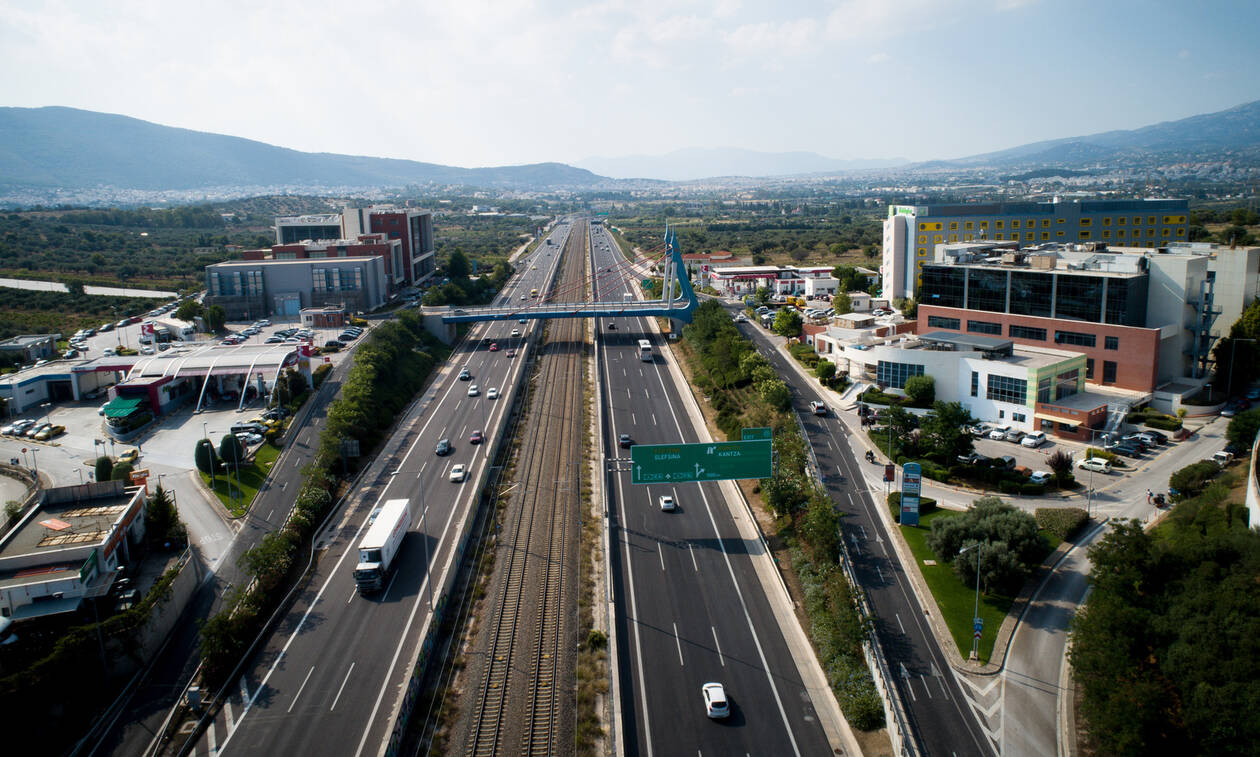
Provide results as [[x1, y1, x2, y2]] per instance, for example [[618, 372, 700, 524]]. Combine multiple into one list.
[[288, 665, 316, 713], [632, 413, 637, 425], [921, 674, 933, 699], [673, 622, 684, 666], [711, 626, 725, 666], [330, 662, 356, 711], [690, 543, 699, 572], [347, 587, 356, 604], [207, 719, 216, 754], [658, 542, 665, 571], [224, 700, 235, 731], [896, 614, 905, 634]]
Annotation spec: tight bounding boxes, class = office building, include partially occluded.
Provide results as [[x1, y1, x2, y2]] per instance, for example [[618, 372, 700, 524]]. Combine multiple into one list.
[[276, 206, 438, 287], [882, 198, 1189, 300], [204, 253, 389, 321], [275, 214, 344, 245]]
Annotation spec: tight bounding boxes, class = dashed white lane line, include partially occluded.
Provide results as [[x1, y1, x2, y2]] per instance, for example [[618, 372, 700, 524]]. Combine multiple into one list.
[[673, 622, 685, 666], [288, 665, 316, 713], [330, 662, 356, 711], [711, 626, 725, 666], [658, 542, 666, 571]]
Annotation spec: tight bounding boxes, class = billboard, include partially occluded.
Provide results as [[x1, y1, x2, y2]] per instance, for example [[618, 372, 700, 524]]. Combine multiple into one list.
[[901, 462, 922, 526]]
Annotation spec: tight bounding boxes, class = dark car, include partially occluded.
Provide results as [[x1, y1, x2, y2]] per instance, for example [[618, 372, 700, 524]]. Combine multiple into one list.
[[618, 433, 632, 448], [996, 455, 1018, 470], [1112, 442, 1144, 458], [607, 322, 616, 330], [469, 430, 484, 445], [324, 340, 345, 349], [435, 438, 452, 456], [458, 367, 471, 381], [338, 331, 358, 340], [956, 453, 990, 466]]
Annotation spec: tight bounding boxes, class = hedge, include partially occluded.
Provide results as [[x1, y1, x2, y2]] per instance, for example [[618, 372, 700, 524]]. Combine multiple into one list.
[[1035, 507, 1089, 540], [1085, 447, 1121, 465]]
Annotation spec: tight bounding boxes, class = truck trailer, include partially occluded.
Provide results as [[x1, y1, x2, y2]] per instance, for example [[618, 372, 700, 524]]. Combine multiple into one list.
[[354, 498, 412, 594]]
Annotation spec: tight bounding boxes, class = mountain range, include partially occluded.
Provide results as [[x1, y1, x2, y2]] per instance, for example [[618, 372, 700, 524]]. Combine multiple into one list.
[[0, 99, 1258, 197]]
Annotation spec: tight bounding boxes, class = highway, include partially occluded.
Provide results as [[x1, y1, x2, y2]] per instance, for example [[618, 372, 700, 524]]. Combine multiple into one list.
[[189, 225, 572, 756], [728, 305, 995, 756], [591, 225, 834, 756]]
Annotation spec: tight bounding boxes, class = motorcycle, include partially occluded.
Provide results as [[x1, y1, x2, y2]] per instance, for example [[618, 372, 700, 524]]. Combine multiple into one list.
[[865, 450, 875, 463]]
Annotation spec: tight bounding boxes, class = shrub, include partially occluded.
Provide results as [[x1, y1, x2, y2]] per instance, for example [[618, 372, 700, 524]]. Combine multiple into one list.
[[1085, 447, 1120, 465], [1020, 482, 1046, 496], [1145, 415, 1182, 431], [926, 496, 1045, 566], [999, 479, 1021, 494], [904, 375, 935, 407], [1168, 460, 1221, 500], [887, 492, 938, 521], [1035, 507, 1089, 540]]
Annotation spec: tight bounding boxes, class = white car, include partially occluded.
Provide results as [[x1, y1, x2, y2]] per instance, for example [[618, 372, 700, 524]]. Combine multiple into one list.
[[487, 387, 499, 400], [510, 329, 521, 338], [1077, 457, 1112, 474], [449, 463, 467, 482], [988, 425, 1012, 440], [702, 682, 729, 719], [658, 494, 677, 511], [467, 384, 480, 397], [140, 345, 155, 355], [1029, 470, 1052, 484], [1020, 431, 1047, 448]]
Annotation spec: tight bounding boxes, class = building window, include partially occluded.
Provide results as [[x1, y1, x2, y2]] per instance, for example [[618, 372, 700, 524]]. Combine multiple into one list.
[[1105, 335, 1119, 350], [919, 223, 927, 231], [1057, 231, 1065, 237], [1055, 330, 1097, 348], [1010, 272, 1051, 318], [1026, 219, 1035, 228], [1041, 219, 1050, 227], [917, 248, 927, 257], [920, 265, 965, 308], [996, 221, 1004, 229], [1147, 228, 1156, 237], [1055, 274, 1104, 322], [1133, 216, 1141, 225], [927, 315, 961, 330], [967, 320, 1003, 335], [1118, 217, 1126, 225], [877, 360, 925, 389], [965, 222, 974, 230], [949, 234, 958, 242], [1148, 216, 1156, 225], [917, 235, 927, 243], [1013, 220, 1021, 228], [1055, 368, 1080, 400], [1102, 231, 1111, 238], [1079, 231, 1092, 239], [1102, 217, 1111, 226], [1037, 376, 1053, 403], [1041, 232, 1050, 240], [1086, 358, 1095, 379], [967, 268, 1008, 312], [1162, 228, 1171, 237], [1026, 232, 1034, 241], [1103, 360, 1117, 383], [1013, 412, 1027, 423], [971, 371, 979, 397], [986, 374, 1028, 405], [1009, 324, 1047, 341], [1080, 218, 1092, 226], [934, 235, 943, 242], [949, 222, 958, 230]]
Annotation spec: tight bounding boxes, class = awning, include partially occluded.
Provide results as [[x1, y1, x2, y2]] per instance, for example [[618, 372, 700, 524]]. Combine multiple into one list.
[[103, 396, 146, 418], [1034, 410, 1081, 425]]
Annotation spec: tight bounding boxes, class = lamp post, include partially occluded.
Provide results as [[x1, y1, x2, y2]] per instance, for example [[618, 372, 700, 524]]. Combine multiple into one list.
[[960, 542, 983, 661], [1226, 338, 1256, 400], [30, 448, 38, 476], [1086, 463, 1095, 519]]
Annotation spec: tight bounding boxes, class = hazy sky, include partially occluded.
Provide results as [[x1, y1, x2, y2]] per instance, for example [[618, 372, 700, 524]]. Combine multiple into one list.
[[2, 0, 1257, 168]]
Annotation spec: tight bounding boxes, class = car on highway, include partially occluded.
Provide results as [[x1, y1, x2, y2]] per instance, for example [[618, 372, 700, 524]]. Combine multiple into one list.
[[809, 400, 827, 416], [618, 433, 632, 448], [1029, 470, 1052, 485], [469, 430, 484, 444], [449, 463, 466, 482], [459, 367, 471, 381], [435, 438, 452, 456], [506, 349, 516, 358], [1077, 457, 1112, 474], [510, 329, 521, 338], [702, 682, 730, 719], [658, 494, 677, 512], [518, 318, 527, 325], [489, 342, 498, 352], [118, 448, 140, 464], [1020, 431, 1047, 448], [467, 384, 480, 397], [520, 293, 527, 300], [487, 387, 499, 400]]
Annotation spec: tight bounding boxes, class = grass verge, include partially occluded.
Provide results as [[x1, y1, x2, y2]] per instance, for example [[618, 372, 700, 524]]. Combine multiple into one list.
[[199, 443, 280, 518]]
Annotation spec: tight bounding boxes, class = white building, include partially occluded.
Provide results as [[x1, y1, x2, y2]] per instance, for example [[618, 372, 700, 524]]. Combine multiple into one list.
[[709, 264, 835, 296]]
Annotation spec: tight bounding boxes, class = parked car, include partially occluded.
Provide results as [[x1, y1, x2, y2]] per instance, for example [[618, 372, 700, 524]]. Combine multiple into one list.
[[996, 455, 1018, 470], [449, 464, 467, 482], [324, 340, 345, 349], [1020, 431, 1047, 448], [3, 419, 35, 435], [1112, 442, 1144, 458], [988, 425, 1012, 440], [235, 432, 264, 445], [1135, 431, 1165, 447], [1028, 470, 1052, 485], [25, 423, 51, 439], [34, 425, 65, 441], [970, 423, 994, 438], [956, 453, 990, 466], [1003, 429, 1025, 443]]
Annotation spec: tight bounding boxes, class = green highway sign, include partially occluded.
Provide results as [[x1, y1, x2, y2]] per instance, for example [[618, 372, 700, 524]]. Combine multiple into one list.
[[631, 440, 772, 484], [742, 427, 772, 441]]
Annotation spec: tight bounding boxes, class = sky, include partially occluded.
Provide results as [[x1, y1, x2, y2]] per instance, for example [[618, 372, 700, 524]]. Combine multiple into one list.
[[2, 0, 1258, 169]]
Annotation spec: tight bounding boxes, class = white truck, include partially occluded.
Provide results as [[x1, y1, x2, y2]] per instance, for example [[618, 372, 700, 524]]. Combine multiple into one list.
[[354, 498, 412, 594]]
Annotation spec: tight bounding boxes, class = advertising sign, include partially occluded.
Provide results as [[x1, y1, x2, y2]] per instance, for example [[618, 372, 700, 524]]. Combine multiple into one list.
[[901, 462, 922, 526]]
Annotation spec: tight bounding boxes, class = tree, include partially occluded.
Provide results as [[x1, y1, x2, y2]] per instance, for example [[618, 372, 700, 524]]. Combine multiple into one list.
[[239, 531, 296, 593], [1168, 460, 1221, 500], [772, 308, 802, 338], [885, 405, 918, 459], [895, 296, 918, 318], [762, 470, 809, 516], [205, 304, 226, 332], [447, 248, 472, 281], [146, 485, 186, 543], [95, 455, 113, 482], [919, 401, 974, 460], [754, 286, 771, 305], [903, 375, 935, 406], [1225, 407, 1260, 449], [194, 439, 218, 475], [1211, 299, 1260, 396], [799, 492, 840, 564], [831, 265, 868, 293], [832, 292, 852, 315], [111, 461, 134, 481], [757, 378, 792, 410], [175, 299, 203, 323], [815, 360, 836, 383], [1047, 449, 1075, 484], [926, 496, 1045, 572], [219, 434, 246, 471]]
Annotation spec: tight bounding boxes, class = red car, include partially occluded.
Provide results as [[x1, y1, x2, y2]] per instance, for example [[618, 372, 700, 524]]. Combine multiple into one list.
[[470, 429, 484, 444], [489, 342, 499, 352]]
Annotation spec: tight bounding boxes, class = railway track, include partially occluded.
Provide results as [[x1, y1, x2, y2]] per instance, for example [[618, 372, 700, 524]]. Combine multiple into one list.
[[465, 221, 586, 757]]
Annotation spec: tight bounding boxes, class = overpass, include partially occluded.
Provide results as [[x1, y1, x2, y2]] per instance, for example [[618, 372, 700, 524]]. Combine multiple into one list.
[[442, 225, 698, 324]]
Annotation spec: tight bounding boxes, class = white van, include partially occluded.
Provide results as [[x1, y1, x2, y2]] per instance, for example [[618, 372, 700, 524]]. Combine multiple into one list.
[[231, 422, 266, 436]]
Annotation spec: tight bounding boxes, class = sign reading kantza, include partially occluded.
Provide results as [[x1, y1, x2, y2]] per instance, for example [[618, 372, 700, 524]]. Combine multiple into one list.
[[630, 440, 773, 484]]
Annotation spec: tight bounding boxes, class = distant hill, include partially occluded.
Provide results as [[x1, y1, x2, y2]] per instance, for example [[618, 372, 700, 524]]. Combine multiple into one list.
[[0, 106, 604, 191], [575, 147, 905, 181], [942, 99, 1260, 168]]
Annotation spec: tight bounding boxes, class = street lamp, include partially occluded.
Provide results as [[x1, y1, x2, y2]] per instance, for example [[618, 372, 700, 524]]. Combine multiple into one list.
[[30, 448, 39, 476], [959, 542, 983, 661], [1227, 338, 1256, 400]]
